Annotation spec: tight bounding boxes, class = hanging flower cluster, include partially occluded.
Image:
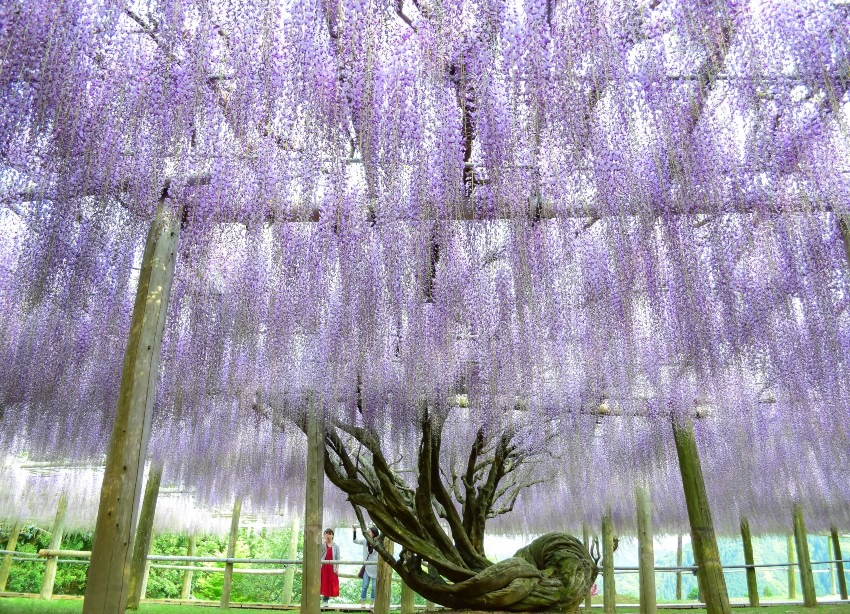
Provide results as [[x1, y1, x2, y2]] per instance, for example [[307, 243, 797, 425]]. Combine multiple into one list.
[[1, 0, 849, 535]]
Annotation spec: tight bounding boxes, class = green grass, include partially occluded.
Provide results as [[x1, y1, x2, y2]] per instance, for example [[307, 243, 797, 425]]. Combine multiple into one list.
[[2, 599, 850, 614], [614, 608, 850, 614], [0, 597, 255, 613]]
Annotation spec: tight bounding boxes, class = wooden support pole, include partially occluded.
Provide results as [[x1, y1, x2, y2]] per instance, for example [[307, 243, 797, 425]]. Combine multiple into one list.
[[676, 534, 683, 601], [672, 418, 730, 614], [582, 523, 592, 610], [220, 497, 242, 610], [127, 464, 163, 609], [301, 401, 324, 614], [180, 534, 196, 600], [283, 516, 300, 605], [829, 536, 837, 597], [41, 493, 69, 600], [83, 201, 179, 614], [787, 534, 796, 599], [0, 521, 23, 591], [740, 518, 759, 607], [139, 562, 151, 602], [636, 486, 657, 614], [375, 538, 395, 614], [602, 507, 616, 614], [792, 504, 817, 607], [831, 527, 848, 600], [400, 576, 415, 614]]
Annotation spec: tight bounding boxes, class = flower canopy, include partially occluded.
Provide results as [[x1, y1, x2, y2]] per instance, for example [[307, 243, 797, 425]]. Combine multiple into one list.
[[1, 0, 849, 535]]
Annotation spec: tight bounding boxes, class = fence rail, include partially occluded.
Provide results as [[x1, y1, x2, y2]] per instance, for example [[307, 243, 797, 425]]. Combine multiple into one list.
[[1, 547, 848, 604]]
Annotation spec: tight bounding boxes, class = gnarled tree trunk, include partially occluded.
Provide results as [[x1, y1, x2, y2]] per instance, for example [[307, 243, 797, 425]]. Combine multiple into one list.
[[260, 400, 598, 612]]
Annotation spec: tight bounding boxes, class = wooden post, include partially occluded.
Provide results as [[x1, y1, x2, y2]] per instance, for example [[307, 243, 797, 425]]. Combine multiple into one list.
[[180, 534, 196, 600], [41, 493, 69, 600], [282, 516, 300, 605], [829, 536, 837, 597], [221, 497, 242, 609], [602, 507, 616, 614], [792, 504, 817, 607], [831, 527, 848, 600], [740, 518, 759, 607], [787, 533, 796, 599], [83, 201, 180, 614], [138, 562, 151, 602], [672, 417, 730, 614], [636, 486, 657, 614], [676, 534, 683, 601], [127, 464, 163, 609], [301, 401, 324, 614], [400, 577, 415, 614], [0, 521, 23, 591], [583, 523, 592, 610], [375, 538, 395, 614]]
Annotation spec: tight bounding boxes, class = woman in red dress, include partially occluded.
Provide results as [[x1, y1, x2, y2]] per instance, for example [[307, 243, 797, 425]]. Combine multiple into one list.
[[320, 528, 340, 606]]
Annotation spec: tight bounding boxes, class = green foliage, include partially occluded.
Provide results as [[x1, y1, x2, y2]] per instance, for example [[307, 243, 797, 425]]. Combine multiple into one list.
[[763, 584, 774, 597], [687, 586, 699, 600], [0, 526, 93, 596]]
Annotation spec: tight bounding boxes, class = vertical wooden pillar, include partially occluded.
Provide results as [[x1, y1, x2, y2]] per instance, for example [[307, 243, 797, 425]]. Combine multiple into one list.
[[676, 534, 683, 601], [283, 516, 300, 605], [83, 201, 180, 614], [375, 538, 395, 614], [400, 578, 415, 614], [301, 401, 324, 614], [221, 497, 242, 609], [180, 534, 196, 600], [740, 518, 758, 607], [829, 536, 837, 597], [602, 507, 616, 614], [0, 521, 23, 591], [138, 562, 151, 602], [672, 418, 730, 614], [783, 533, 795, 599], [127, 464, 163, 609], [636, 486, 656, 614], [582, 523, 592, 610], [41, 493, 69, 600], [792, 504, 817, 607], [831, 527, 848, 600]]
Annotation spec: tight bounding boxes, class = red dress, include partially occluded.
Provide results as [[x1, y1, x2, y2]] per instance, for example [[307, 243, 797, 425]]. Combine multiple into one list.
[[320, 545, 340, 597]]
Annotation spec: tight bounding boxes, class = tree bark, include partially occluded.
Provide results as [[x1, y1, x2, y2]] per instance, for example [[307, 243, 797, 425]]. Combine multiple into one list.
[[83, 201, 179, 614], [792, 504, 816, 607], [41, 493, 68, 600], [636, 486, 656, 614], [127, 465, 162, 609], [266, 400, 596, 612], [740, 517, 758, 607], [672, 417, 730, 614], [602, 508, 615, 614], [831, 527, 848, 600], [0, 521, 22, 591]]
